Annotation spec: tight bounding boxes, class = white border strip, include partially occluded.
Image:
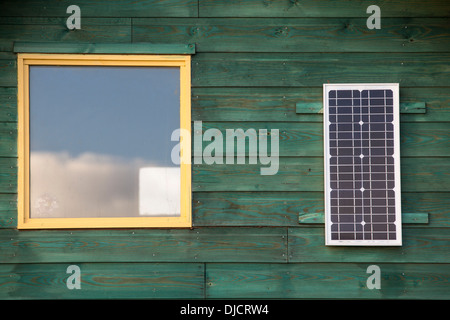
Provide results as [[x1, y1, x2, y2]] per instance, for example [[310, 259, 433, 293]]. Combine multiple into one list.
[[323, 83, 402, 246]]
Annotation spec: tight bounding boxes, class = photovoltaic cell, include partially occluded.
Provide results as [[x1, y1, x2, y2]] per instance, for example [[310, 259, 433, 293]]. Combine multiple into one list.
[[323, 84, 402, 246]]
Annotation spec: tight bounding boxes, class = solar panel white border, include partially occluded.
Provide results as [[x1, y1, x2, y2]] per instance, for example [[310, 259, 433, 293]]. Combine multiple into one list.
[[323, 83, 402, 246]]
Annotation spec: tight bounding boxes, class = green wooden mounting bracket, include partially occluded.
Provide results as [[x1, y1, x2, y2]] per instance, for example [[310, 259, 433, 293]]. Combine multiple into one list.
[[13, 41, 196, 55], [298, 212, 429, 224], [296, 102, 426, 114]]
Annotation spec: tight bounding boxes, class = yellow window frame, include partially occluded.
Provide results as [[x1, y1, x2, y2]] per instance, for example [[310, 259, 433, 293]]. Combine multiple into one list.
[[17, 53, 192, 229]]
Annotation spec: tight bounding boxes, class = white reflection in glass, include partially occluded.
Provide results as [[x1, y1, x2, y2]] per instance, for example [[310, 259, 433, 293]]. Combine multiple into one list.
[[29, 66, 180, 218]]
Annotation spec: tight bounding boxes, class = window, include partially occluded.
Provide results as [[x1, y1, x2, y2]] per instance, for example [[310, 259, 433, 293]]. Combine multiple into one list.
[[17, 54, 191, 229]]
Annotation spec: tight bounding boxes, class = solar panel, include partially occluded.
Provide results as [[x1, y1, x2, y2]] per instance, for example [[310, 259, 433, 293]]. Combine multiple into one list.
[[323, 84, 402, 246]]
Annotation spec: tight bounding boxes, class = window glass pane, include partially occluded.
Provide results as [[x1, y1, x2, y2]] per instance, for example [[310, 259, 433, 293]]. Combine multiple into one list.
[[29, 66, 180, 218]]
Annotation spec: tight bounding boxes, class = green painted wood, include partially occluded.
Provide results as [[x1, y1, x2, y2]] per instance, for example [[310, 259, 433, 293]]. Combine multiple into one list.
[[0, 0, 198, 17], [0, 193, 16, 211], [192, 53, 450, 87], [0, 193, 16, 228], [199, 0, 450, 18], [401, 192, 450, 228], [193, 192, 447, 227], [0, 18, 131, 52], [13, 41, 195, 54], [0, 157, 17, 193], [295, 102, 323, 114], [133, 18, 450, 52], [205, 262, 450, 299], [288, 227, 450, 263], [0, 87, 16, 122], [192, 157, 450, 192], [0, 58, 16, 87], [193, 191, 317, 227], [0, 122, 17, 157], [0, 17, 131, 25], [401, 157, 450, 192], [296, 102, 427, 114], [0, 227, 287, 264], [192, 121, 450, 157], [192, 87, 450, 122], [298, 212, 428, 224], [1, 120, 447, 157], [2, 191, 448, 229], [0, 262, 204, 299], [400, 102, 427, 113]]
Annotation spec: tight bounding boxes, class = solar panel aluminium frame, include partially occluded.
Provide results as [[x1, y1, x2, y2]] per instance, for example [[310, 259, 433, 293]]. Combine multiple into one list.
[[323, 83, 402, 246]]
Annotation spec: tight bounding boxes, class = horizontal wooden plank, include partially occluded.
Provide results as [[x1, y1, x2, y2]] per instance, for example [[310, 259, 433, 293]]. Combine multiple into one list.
[[0, 155, 448, 194], [192, 121, 450, 157], [401, 192, 450, 227], [193, 191, 448, 227], [0, 157, 17, 193], [193, 191, 308, 227], [133, 18, 450, 52], [401, 102, 427, 113], [192, 87, 450, 122], [0, 193, 16, 228], [13, 41, 195, 54], [199, 0, 450, 18], [0, 87, 16, 122], [296, 101, 427, 114], [1, 121, 447, 157], [193, 157, 450, 192], [206, 262, 450, 299], [0, 17, 131, 25], [2, 191, 448, 229], [0, 227, 287, 264], [0, 0, 198, 17], [0, 262, 204, 299], [298, 212, 428, 224], [192, 53, 450, 87], [0, 122, 17, 156], [0, 59, 16, 87], [0, 19, 131, 52], [288, 227, 450, 263], [1, 85, 446, 123], [401, 157, 450, 192]]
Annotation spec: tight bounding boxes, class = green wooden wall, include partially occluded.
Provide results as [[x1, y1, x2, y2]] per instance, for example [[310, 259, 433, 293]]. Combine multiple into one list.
[[0, 0, 449, 300]]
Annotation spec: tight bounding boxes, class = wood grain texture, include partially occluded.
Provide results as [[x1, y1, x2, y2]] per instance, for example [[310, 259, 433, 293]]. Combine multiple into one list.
[[0, 227, 287, 264], [0, 88, 16, 122], [2, 191, 448, 229], [296, 101, 427, 113], [13, 41, 195, 54], [401, 192, 450, 227], [0, 0, 198, 17], [193, 192, 446, 227], [298, 212, 428, 224], [192, 121, 450, 157], [0, 262, 204, 299], [0, 120, 447, 157], [0, 58, 16, 87], [0, 157, 16, 193], [0, 18, 132, 52], [192, 87, 450, 122], [133, 17, 450, 52], [0, 122, 17, 157], [199, 0, 450, 18], [192, 53, 450, 87], [206, 262, 450, 299], [0, 0, 448, 302], [192, 157, 450, 192], [288, 227, 450, 263]]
